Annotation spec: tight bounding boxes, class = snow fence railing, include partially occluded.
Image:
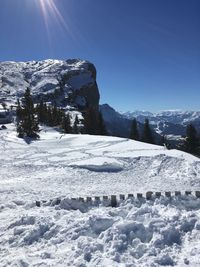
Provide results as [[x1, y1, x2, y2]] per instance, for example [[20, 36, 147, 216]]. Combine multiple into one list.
[[35, 191, 200, 208]]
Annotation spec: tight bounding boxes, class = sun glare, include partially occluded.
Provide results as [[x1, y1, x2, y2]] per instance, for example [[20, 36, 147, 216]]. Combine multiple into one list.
[[37, 0, 71, 35]]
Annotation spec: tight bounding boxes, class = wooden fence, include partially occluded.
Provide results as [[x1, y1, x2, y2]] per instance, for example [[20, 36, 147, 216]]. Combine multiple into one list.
[[35, 190, 200, 208]]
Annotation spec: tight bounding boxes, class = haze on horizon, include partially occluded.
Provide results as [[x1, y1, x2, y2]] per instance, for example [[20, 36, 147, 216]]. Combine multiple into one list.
[[0, 0, 199, 112]]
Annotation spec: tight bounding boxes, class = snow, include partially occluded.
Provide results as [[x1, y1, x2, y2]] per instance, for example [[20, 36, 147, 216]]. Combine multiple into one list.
[[0, 59, 95, 106], [1, 195, 200, 266], [69, 157, 124, 172], [1, 124, 200, 202], [123, 109, 200, 127], [0, 124, 200, 266]]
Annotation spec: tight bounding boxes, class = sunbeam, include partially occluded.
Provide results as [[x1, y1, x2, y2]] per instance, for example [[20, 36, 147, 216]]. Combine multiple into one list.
[[36, 0, 73, 39]]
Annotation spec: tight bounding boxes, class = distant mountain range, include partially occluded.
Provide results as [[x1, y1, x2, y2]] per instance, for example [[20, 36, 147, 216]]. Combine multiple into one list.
[[101, 104, 200, 144], [123, 110, 200, 136], [0, 59, 199, 145]]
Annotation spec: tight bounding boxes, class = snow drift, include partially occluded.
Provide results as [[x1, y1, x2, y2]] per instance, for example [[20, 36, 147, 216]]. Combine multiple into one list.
[[0, 124, 200, 266]]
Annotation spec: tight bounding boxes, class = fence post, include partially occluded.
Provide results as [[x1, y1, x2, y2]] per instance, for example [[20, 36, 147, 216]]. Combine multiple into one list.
[[103, 196, 108, 201], [195, 191, 200, 198], [95, 196, 100, 204], [119, 194, 125, 200], [111, 195, 117, 207], [175, 191, 181, 196], [137, 193, 143, 199], [36, 201, 41, 207], [155, 192, 161, 198], [165, 192, 171, 197], [86, 197, 92, 202], [79, 197, 84, 202], [146, 191, 153, 200]]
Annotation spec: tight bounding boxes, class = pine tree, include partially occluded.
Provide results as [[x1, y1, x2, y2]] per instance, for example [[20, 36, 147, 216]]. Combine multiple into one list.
[[130, 118, 139, 140], [182, 124, 199, 155], [159, 135, 171, 149], [16, 99, 23, 137], [142, 118, 154, 144], [57, 108, 65, 126], [98, 111, 107, 135], [62, 113, 72, 133], [160, 135, 166, 146], [37, 100, 46, 123], [83, 107, 99, 135], [16, 88, 39, 138], [52, 105, 59, 126], [73, 115, 79, 134], [46, 106, 53, 126]]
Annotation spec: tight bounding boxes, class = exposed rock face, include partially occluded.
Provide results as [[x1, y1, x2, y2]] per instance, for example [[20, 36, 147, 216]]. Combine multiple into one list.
[[0, 59, 100, 110]]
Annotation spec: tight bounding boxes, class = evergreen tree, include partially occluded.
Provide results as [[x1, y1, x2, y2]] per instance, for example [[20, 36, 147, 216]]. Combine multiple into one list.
[[160, 135, 166, 146], [98, 111, 107, 135], [36, 101, 64, 128], [57, 108, 65, 125], [16, 99, 23, 137], [47, 106, 53, 126], [37, 100, 46, 123], [130, 118, 139, 140], [181, 124, 199, 155], [16, 88, 39, 138], [16, 99, 23, 122], [73, 115, 79, 134], [83, 106, 99, 135], [160, 135, 171, 149], [142, 118, 154, 144], [52, 105, 59, 126], [62, 113, 72, 133]]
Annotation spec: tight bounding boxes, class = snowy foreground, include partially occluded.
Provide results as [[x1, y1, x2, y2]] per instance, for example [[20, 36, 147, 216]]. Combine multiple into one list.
[[1, 124, 200, 266]]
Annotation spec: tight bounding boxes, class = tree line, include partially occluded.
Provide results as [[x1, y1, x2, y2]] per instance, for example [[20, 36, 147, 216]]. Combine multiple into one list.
[[16, 88, 106, 138], [129, 117, 200, 157], [15, 88, 200, 157], [178, 124, 200, 156], [129, 118, 155, 144]]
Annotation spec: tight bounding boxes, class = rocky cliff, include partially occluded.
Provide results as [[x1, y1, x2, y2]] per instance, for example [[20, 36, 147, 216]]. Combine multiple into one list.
[[0, 59, 100, 111]]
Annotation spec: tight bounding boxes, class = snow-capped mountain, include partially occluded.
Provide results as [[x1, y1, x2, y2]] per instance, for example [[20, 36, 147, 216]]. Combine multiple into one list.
[[124, 110, 200, 126], [100, 105, 200, 145], [122, 110, 200, 139], [0, 59, 99, 110], [100, 104, 161, 141]]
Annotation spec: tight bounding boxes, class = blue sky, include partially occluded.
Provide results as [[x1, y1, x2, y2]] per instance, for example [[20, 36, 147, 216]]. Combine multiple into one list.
[[0, 0, 200, 112]]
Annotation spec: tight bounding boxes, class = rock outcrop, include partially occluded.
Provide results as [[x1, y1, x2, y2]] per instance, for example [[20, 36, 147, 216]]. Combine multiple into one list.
[[0, 59, 100, 111]]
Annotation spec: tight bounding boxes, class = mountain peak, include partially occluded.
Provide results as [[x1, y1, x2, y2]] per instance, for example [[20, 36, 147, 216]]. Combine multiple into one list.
[[0, 58, 99, 110]]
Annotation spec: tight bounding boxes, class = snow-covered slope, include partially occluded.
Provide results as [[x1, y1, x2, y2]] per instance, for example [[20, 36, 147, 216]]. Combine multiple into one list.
[[1, 124, 199, 203], [0, 59, 99, 110], [1, 125, 200, 266]]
